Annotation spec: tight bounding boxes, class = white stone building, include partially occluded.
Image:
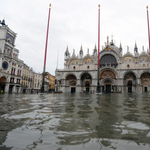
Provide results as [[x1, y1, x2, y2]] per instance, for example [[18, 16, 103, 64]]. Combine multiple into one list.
[[55, 38, 150, 94], [0, 21, 23, 93]]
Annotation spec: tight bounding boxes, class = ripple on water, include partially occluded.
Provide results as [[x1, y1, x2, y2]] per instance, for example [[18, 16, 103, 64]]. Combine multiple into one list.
[[1, 93, 150, 150]]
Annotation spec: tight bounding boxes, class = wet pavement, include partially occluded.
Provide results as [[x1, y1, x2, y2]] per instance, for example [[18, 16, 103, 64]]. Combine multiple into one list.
[[0, 93, 150, 150]]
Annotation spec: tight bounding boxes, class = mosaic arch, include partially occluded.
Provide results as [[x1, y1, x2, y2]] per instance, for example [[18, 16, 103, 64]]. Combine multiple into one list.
[[100, 54, 117, 65], [138, 56, 149, 63], [0, 76, 6, 82], [83, 58, 93, 64], [124, 73, 136, 80], [140, 73, 150, 85], [100, 70, 116, 79], [69, 60, 79, 65], [66, 74, 77, 86], [122, 57, 134, 63], [103, 78, 114, 85]]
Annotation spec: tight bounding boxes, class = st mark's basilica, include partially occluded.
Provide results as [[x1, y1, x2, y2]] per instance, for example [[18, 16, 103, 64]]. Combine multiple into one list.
[[55, 37, 150, 93]]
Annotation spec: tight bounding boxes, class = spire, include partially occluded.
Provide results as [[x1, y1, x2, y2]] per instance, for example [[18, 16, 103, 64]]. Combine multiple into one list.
[[66, 46, 69, 52], [94, 44, 97, 50], [65, 46, 70, 59], [93, 44, 97, 55], [134, 42, 138, 55], [119, 42, 122, 49], [80, 45, 83, 51], [135, 42, 137, 49]]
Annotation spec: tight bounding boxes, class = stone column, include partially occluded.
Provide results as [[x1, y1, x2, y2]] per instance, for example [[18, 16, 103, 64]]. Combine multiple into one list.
[[18, 86, 21, 93], [77, 79, 80, 85], [77, 86, 81, 93], [12, 85, 16, 93], [136, 78, 141, 93], [4, 83, 9, 93]]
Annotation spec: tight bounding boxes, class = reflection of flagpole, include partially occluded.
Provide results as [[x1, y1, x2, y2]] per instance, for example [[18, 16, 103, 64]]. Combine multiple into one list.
[[147, 6, 150, 58], [41, 4, 51, 93], [97, 4, 100, 93]]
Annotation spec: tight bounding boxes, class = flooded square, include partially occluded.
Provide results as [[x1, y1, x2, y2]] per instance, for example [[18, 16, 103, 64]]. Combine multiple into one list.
[[0, 93, 150, 150]]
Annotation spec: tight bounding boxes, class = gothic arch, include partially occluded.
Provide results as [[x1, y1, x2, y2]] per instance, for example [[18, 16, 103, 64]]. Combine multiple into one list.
[[102, 78, 114, 85], [65, 73, 77, 79], [79, 72, 93, 79], [99, 54, 118, 67], [123, 71, 138, 79], [80, 73, 92, 86], [100, 68, 117, 79], [139, 70, 150, 77], [100, 51, 119, 63], [0, 76, 7, 83]]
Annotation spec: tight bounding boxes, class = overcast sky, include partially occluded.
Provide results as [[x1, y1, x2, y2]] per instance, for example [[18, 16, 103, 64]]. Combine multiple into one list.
[[0, 0, 150, 75]]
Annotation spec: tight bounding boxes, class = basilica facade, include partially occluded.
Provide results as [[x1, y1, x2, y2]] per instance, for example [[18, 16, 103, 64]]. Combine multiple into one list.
[[55, 38, 150, 93]]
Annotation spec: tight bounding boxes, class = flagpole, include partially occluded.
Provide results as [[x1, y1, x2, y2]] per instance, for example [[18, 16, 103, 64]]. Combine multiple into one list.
[[147, 6, 150, 59], [97, 4, 100, 93], [41, 4, 51, 93]]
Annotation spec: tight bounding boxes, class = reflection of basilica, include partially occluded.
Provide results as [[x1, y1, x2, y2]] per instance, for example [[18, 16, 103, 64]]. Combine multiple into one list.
[[55, 38, 150, 93]]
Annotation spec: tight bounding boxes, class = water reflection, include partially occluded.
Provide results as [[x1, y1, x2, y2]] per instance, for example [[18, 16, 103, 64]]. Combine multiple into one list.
[[0, 93, 150, 149]]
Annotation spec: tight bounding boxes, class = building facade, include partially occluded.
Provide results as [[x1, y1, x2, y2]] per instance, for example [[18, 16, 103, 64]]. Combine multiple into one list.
[[45, 72, 55, 92], [55, 38, 150, 94], [33, 72, 49, 93], [22, 64, 34, 93], [0, 21, 23, 93]]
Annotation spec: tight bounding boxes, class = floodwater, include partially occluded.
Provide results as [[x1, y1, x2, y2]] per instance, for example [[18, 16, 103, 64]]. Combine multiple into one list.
[[0, 93, 150, 150]]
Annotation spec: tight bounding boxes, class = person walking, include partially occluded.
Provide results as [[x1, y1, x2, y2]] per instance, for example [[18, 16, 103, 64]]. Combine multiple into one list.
[[111, 89, 113, 93]]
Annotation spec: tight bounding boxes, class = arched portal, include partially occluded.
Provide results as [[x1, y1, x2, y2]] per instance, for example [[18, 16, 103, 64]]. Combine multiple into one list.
[[124, 73, 137, 93], [104, 79, 113, 93], [66, 74, 77, 93], [127, 81, 132, 93], [140, 72, 150, 93], [0, 76, 7, 93], [80, 73, 92, 93], [100, 69, 116, 93]]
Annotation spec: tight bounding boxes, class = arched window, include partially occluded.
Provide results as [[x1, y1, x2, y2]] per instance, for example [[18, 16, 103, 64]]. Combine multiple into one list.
[[100, 54, 117, 67]]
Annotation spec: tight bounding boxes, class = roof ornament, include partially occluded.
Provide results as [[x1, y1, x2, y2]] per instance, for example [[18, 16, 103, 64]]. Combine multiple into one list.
[[93, 44, 97, 55], [134, 42, 138, 55], [79, 45, 83, 57], [94, 44, 97, 50], [66, 46, 69, 52], [127, 46, 129, 52], [0, 19, 5, 26], [142, 46, 144, 51], [119, 42, 122, 56], [120, 42, 122, 49], [65, 46, 70, 58], [87, 48, 89, 54], [107, 36, 109, 45], [147, 48, 149, 53], [80, 45, 83, 51], [72, 49, 76, 57], [73, 49, 75, 54]]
